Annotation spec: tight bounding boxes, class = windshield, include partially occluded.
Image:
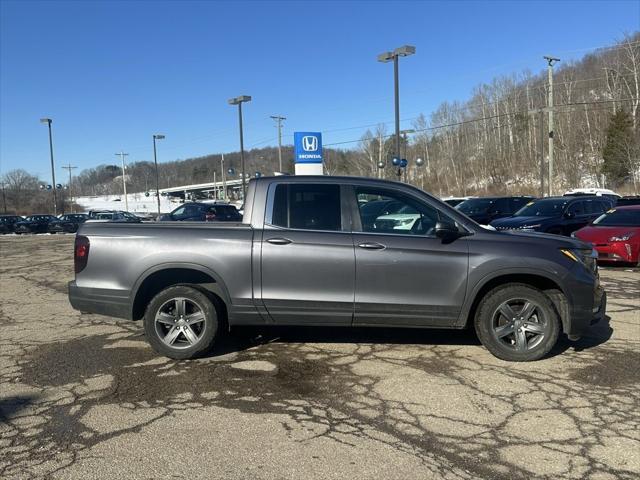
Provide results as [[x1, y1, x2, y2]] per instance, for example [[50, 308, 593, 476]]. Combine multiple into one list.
[[592, 209, 640, 227], [456, 198, 495, 214], [515, 199, 568, 217]]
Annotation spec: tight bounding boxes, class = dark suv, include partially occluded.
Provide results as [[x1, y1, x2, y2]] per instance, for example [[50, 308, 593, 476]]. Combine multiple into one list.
[[48, 214, 89, 233], [14, 215, 59, 234], [160, 202, 242, 222], [490, 196, 614, 236], [0, 215, 24, 234], [456, 196, 533, 225]]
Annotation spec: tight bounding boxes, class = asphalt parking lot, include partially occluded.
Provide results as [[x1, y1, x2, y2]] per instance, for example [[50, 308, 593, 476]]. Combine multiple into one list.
[[0, 234, 638, 480]]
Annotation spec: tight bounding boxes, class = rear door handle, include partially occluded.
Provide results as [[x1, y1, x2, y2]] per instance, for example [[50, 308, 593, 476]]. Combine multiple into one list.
[[266, 237, 292, 245], [358, 242, 386, 250]]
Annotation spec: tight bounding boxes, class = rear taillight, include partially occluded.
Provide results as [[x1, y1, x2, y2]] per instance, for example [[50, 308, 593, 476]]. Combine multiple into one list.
[[74, 236, 90, 274]]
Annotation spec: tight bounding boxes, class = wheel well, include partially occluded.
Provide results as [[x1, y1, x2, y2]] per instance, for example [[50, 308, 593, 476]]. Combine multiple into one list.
[[132, 268, 227, 320], [466, 274, 568, 331]]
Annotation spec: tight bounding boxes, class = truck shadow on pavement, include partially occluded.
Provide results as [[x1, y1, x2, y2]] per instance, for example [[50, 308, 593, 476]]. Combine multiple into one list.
[[3, 316, 636, 480]]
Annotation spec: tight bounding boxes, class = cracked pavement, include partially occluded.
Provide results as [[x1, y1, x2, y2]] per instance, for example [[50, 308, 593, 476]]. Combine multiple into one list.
[[0, 235, 638, 479]]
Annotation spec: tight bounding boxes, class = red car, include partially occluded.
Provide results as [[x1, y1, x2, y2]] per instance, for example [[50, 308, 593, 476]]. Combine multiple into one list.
[[573, 205, 640, 265]]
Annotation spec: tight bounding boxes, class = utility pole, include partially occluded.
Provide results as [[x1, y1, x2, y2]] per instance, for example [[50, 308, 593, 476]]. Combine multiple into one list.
[[544, 56, 560, 197], [0, 182, 7, 214], [378, 130, 384, 179], [528, 108, 547, 197], [270, 115, 286, 172], [115, 151, 129, 211], [221, 154, 226, 201], [61, 164, 77, 213]]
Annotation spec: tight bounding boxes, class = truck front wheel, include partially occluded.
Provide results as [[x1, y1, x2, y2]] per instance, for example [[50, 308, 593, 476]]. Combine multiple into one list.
[[474, 284, 560, 362], [143, 285, 220, 359]]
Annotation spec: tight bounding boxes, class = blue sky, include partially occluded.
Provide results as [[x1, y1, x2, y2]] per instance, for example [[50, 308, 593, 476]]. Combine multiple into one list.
[[1, 0, 638, 179]]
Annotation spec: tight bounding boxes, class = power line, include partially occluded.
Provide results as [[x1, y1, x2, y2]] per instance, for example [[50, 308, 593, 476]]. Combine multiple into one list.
[[322, 97, 640, 147]]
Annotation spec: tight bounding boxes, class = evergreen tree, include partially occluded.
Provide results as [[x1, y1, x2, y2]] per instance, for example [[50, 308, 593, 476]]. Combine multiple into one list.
[[601, 109, 634, 186]]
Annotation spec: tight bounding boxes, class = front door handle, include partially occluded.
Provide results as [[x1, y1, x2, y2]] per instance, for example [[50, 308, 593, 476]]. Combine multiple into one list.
[[358, 242, 386, 250], [266, 237, 292, 245]]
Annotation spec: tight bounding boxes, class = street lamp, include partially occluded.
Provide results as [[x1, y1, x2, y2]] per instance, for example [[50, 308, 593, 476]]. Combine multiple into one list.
[[228, 95, 251, 199], [40, 117, 57, 215], [377, 45, 416, 171], [152, 134, 165, 218]]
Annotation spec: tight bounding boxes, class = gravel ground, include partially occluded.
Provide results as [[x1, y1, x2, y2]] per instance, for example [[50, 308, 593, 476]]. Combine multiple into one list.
[[0, 234, 638, 479]]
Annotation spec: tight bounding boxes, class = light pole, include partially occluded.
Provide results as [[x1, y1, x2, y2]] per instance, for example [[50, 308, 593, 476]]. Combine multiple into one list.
[[40, 118, 57, 215], [152, 134, 165, 217], [228, 95, 251, 199], [377, 45, 416, 168]]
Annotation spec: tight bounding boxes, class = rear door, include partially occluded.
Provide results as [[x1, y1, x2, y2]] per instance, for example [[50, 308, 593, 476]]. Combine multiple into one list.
[[490, 198, 511, 221], [260, 182, 355, 325], [510, 197, 530, 215], [566, 200, 591, 234], [351, 186, 469, 327]]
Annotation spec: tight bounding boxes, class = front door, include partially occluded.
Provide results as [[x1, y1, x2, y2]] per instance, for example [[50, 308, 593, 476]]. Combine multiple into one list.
[[351, 186, 469, 327], [260, 182, 355, 325]]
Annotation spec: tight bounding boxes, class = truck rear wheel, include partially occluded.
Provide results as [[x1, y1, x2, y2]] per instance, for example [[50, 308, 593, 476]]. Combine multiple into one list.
[[474, 284, 560, 362], [143, 285, 220, 360]]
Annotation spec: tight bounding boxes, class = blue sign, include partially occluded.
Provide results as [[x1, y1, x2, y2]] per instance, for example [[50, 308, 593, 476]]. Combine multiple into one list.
[[294, 132, 323, 164]]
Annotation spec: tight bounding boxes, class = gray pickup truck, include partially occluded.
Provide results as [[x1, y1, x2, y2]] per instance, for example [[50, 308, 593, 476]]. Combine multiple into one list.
[[69, 176, 605, 362]]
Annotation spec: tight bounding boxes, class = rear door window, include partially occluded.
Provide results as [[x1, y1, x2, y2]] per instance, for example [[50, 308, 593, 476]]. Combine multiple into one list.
[[493, 198, 510, 214], [510, 197, 529, 213], [568, 201, 586, 216], [269, 184, 342, 231]]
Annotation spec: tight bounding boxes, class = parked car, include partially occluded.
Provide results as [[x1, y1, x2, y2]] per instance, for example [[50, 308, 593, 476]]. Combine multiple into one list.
[[86, 210, 142, 223], [160, 202, 242, 222], [0, 215, 24, 234], [564, 188, 621, 202], [14, 215, 58, 234], [48, 214, 89, 233], [616, 196, 640, 207], [456, 196, 534, 225], [69, 176, 605, 363], [490, 196, 614, 236], [573, 205, 640, 265], [442, 196, 475, 207]]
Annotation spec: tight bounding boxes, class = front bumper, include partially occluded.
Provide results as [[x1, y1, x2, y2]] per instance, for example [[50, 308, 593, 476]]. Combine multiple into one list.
[[593, 242, 638, 263], [564, 264, 606, 338]]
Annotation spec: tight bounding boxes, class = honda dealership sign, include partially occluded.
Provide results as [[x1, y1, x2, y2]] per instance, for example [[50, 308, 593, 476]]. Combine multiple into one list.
[[294, 132, 323, 175]]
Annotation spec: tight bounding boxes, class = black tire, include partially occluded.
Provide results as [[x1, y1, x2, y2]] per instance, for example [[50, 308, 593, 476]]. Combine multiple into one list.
[[474, 284, 560, 362], [143, 285, 221, 360]]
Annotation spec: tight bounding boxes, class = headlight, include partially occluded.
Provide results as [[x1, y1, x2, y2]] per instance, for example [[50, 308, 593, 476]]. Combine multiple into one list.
[[561, 248, 598, 273], [609, 232, 634, 242]]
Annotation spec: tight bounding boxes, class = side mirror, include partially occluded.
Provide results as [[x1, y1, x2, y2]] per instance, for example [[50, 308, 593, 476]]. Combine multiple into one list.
[[435, 221, 460, 241]]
